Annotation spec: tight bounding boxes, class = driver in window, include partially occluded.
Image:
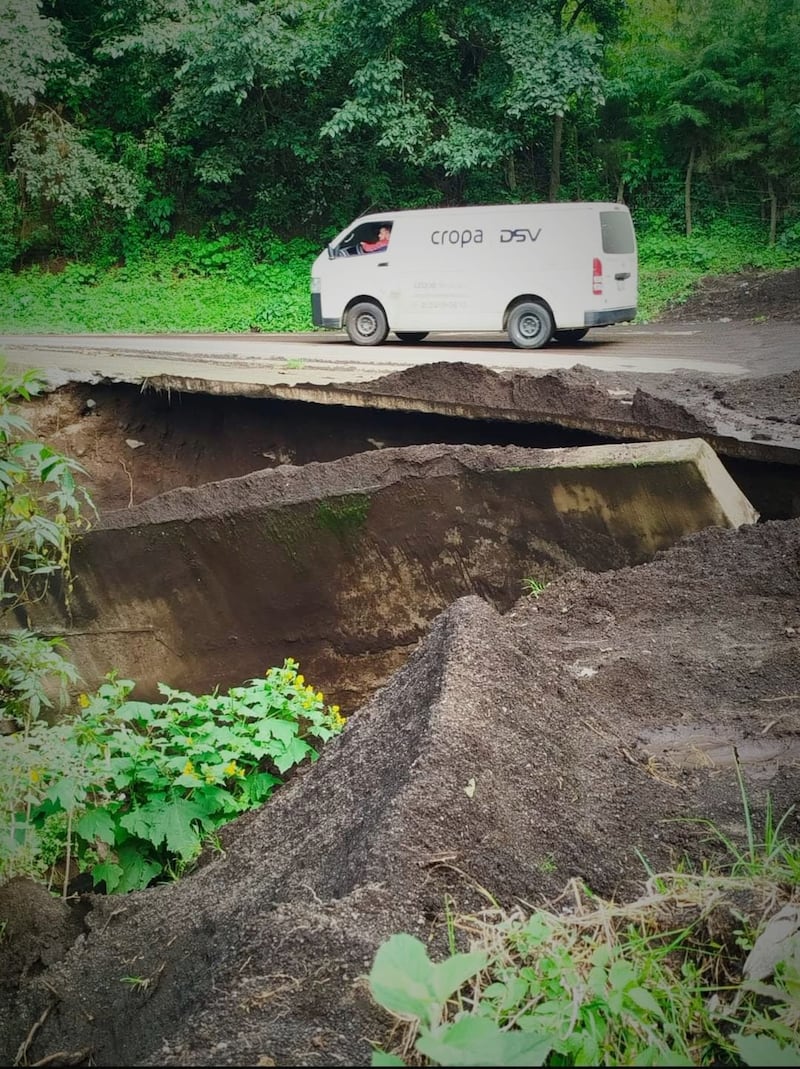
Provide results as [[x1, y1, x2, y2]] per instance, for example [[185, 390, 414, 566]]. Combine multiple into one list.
[[360, 225, 391, 254]]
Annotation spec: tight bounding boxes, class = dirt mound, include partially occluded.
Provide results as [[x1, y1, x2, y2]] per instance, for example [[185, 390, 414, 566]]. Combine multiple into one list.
[[657, 267, 800, 323], [2, 516, 799, 1066]]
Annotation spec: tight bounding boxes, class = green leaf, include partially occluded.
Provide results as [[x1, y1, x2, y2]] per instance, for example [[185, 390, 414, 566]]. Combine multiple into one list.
[[371, 1051, 407, 1066], [75, 806, 117, 845], [115, 700, 157, 722], [114, 842, 163, 893], [369, 933, 442, 1024], [733, 1034, 800, 1067], [626, 985, 662, 1016], [416, 1016, 553, 1067], [147, 796, 208, 859], [91, 859, 124, 893], [273, 735, 313, 773], [255, 716, 298, 746], [45, 775, 85, 811], [369, 935, 488, 1031], [430, 951, 489, 1004]]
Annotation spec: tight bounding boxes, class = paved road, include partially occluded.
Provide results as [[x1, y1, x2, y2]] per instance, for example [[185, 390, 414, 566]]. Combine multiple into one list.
[[1, 320, 799, 389]]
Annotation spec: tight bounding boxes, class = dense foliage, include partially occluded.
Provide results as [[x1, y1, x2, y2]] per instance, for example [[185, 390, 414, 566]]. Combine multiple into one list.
[[2, 660, 345, 893], [0, 363, 93, 723], [1, 0, 798, 272]]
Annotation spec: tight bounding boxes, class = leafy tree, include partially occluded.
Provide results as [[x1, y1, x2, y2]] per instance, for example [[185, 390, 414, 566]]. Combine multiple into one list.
[[320, 0, 622, 203]]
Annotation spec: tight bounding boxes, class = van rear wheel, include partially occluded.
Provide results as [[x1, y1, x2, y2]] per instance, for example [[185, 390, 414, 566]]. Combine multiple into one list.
[[346, 301, 389, 346], [395, 331, 429, 343], [507, 301, 553, 349], [553, 328, 588, 345]]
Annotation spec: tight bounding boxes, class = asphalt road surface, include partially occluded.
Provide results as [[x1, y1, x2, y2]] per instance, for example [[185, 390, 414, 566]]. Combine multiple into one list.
[[1, 321, 799, 389]]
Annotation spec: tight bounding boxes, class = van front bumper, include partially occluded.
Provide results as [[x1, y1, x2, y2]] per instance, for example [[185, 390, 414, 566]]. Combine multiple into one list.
[[584, 307, 637, 326], [311, 295, 341, 329]]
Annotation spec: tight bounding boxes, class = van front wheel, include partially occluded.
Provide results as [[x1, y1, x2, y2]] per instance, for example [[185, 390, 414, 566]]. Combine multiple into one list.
[[347, 301, 389, 346], [507, 301, 553, 349]]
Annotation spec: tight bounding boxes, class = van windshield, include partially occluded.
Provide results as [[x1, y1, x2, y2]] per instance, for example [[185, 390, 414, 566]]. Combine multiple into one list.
[[600, 211, 635, 254]]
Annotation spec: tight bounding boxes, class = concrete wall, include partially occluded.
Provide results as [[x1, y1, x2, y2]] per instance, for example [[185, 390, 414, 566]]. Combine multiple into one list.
[[33, 438, 758, 713]]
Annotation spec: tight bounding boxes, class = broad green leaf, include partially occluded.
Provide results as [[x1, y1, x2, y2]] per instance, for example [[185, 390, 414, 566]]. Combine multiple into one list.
[[369, 933, 440, 1024], [146, 796, 208, 859], [626, 985, 662, 1016], [416, 1016, 553, 1067], [273, 735, 312, 773], [115, 701, 157, 722], [114, 842, 162, 893], [371, 1051, 406, 1066], [430, 951, 489, 1003], [91, 859, 124, 893], [733, 1034, 800, 1067], [119, 808, 153, 840], [255, 717, 298, 746], [75, 806, 117, 845], [44, 775, 85, 811]]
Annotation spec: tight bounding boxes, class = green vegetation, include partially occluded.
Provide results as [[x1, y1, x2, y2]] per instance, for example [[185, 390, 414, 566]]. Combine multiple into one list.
[[316, 494, 372, 540], [1, 661, 345, 894], [1, 1, 799, 281], [0, 364, 345, 895], [0, 234, 317, 334], [0, 363, 94, 725], [635, 218, 800, 322], [521, 577, 549, 598], [367, 773, 800, 1066], [1, 217, 798, 337]]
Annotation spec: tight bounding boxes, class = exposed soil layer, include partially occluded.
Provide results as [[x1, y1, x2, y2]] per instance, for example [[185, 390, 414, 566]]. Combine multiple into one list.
[[657, 266, 800, 323], [1, 268, 800, 1066]]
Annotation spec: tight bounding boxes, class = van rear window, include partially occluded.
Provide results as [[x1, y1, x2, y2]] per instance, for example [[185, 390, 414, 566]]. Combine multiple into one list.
[[600, 211, 635, 254]]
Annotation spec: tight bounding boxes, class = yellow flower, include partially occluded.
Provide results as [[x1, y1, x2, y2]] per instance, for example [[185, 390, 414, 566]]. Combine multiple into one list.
[[315, 692, 323, 702], [30, 768, 41, 784], [78, 693, 90, 708], [183, 760, 195, 776], [296, 674, 305, 687], [223, 760, 238, 777]]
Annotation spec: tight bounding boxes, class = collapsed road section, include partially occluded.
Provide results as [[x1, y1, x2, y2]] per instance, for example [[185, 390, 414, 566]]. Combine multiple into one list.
[[31, 438, 757, 712]]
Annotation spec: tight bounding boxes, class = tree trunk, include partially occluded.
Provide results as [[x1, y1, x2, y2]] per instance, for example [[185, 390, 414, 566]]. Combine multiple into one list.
[[684, 144, 695, 237], [767, 176, 777, 246], [507, 153, 517, 192], [549, 113, 563, 202]]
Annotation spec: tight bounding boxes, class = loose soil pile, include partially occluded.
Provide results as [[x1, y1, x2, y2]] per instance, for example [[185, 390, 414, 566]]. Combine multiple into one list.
[[1, 269, 799, 1067]]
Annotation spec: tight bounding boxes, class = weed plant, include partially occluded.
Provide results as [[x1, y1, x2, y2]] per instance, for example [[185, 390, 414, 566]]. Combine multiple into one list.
[[1, 220, 799, 335], [1, 660, 345, 894], [368, 765, 800, 1066]]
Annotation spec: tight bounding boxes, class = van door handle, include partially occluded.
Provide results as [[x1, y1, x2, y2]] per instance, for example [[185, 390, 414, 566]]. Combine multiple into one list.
[[615, 271, 631, 280], [377, 261, 389, 267]]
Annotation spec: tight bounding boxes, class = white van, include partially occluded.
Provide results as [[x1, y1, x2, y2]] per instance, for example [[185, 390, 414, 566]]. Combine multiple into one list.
[[310, 201, 637, 348]]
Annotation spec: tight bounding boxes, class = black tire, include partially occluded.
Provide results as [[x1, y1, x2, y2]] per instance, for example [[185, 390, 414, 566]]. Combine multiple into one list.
[[395, 331, 429, 343], [346, 301, 389, 346], [506, 301, 553, 349], [553, 328, 588, 345]]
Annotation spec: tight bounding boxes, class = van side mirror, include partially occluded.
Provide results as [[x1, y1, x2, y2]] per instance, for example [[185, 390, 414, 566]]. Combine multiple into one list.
[[327, 245, 335, 259]]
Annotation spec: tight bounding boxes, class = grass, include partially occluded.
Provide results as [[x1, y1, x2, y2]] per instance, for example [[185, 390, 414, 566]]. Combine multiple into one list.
[[0, 219, 797, 335], [367, 764, 800, 1066]]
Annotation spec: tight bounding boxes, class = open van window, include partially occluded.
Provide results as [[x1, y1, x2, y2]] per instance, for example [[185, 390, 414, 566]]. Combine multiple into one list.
[[330, 221, 392, 258]]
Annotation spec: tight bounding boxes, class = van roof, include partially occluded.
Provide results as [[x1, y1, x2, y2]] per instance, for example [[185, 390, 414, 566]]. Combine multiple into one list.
[[355, 201, 630, 224]]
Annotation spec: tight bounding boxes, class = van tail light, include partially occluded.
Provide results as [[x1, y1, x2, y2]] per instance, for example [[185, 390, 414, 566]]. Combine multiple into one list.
[[592, 257, 603, 295]]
